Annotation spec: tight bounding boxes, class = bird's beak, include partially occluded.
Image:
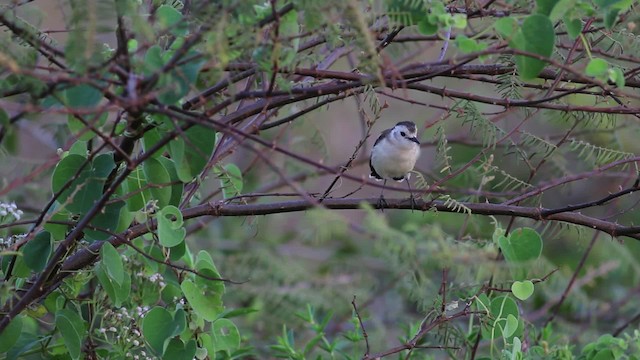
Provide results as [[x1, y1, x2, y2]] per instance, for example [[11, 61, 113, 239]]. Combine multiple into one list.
[[409, 137, 420, 145]]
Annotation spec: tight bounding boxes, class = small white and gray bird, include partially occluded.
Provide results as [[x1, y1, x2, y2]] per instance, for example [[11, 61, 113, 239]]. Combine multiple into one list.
[[369, 121, 421, 205]]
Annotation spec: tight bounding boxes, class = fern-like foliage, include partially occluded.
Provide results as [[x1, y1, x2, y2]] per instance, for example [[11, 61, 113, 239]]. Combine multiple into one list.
[[385, 0, 426, 27], [568, 138, 635, 168], [362, 84, 383, 119], [477, 159, 533, 193], [440, 195, 472, 214], [435, 125, 453, 174], [561, 110, 617, 129], [453, 100, 502, 149]]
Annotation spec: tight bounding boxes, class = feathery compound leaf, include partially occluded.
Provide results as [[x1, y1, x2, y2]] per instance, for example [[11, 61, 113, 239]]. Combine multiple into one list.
[[454, 100, 503, 149], [435, 126, 453, 174], [569, 138, 634, 168], [441, 195, 472, 214]]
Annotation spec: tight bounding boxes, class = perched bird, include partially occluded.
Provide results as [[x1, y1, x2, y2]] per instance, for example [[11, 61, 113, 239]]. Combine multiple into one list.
[[369, 121, 421, 206]]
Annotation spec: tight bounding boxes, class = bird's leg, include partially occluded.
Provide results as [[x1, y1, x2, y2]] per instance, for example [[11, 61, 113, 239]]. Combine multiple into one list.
[[405, 177, 418, 211], [377, 179, 388, 210]]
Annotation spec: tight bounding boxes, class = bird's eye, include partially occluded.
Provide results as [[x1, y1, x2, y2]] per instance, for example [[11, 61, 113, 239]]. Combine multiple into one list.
[[400, 131, 406, 137]]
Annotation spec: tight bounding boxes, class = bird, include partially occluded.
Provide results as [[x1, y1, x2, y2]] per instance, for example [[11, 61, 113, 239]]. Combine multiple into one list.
[[369, 121, 421, 208]]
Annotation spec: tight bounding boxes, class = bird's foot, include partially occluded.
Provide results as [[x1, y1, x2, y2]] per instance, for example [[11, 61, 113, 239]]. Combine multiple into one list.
[[377, 195, 388, 211], [408, 194, 420, 212]]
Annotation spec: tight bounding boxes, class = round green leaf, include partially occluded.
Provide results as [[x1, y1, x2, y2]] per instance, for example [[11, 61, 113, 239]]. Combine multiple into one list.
[[495, 17, 517, 40], [157, 157, 184, 207], [181, 279, 223, 321], [156, 5, 183, 28], [512, 14, 555, 80], [157, 205, 186, 247], [211, 319, 240, 354], [503, 314, 519, 338], [124, 167, 148, 211], [171, 126, 216, 183], [586, 58, 609, 77], [511, 280, 535, 301], [0, 315, 23, 353], [22, 231, 52, 272], [86, 200, 126, 241], [498, 227, 543, 263], [143, 157, 172, 208], [483, 296, 521, 340], [142, 307, 174, 356], [51, 153, 114, 214], [63, 84, 102, 109], [163, 338, 196, 360], [55, 308, 86, 360], [100, 242, 124, 286], [95, 262, 131, 307]]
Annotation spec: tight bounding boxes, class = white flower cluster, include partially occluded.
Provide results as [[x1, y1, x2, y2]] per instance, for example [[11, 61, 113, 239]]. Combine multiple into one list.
[[99, 306, 151, 358], [135, 272, 166, 288], [0, 202, 23, 221], [0, 233, 26, 250]]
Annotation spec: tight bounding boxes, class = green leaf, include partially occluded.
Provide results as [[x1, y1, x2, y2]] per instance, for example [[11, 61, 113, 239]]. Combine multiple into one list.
[[211, 319, 240, 355], [51, 153, 115, 214], [95, 262, 131, 307], [484, 296, 521, 340], [158, 157, 184, 207], [22, 231, 52, 272], [451, 14, 467, 29], [603, 8, 620, 29], [170, 308, 187, 337], [142, 307, 175, 356], [455, 35, 487, 54], [44, 210, 70, 241], [144, 45, 164, 76], [563, 15, 582, 39], [535, 0, 556, 16], [181, 279, 223, 321], [157, 205, 186, 247], [585, 58, 609, 77], [195, 250, 224, 290], [142, 128, 168, 158], [503, 314, 519, 338], [549, 0, 576, 22], [171, 125, 216, 183], [417, 17, 438, 35], [608, 67, 625, 88], [511, 280, 535, 300], [215, 164, 243, 199], [156, 5, 182, 28], [86, 200, 126, 241], [498, 228, 543, 263], [511, 14, 555, 80], [63, 84, 102, 109], [100, 242, 124, 286], [55, 308, 86, 360], [124, 167, 148, 211], [0, 315, 23, 353], [494, 17, 517, 39], [143, 157, 173, 208], [200, 333, 215, 358], [68, 112, 108, 141], [163, 338, 197, 360]]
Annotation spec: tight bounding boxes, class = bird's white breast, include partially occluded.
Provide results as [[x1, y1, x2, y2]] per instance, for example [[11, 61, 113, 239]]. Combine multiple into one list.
[[371, 137, 420, 180]]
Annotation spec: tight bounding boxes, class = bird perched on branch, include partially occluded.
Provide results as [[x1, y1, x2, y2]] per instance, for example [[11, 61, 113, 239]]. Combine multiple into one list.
[[369, 121, 421, 207]]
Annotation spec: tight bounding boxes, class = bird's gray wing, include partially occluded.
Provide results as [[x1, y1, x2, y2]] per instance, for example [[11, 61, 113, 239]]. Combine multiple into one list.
[[369, 128, 392, 179], [373, 128, 392, 147]]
